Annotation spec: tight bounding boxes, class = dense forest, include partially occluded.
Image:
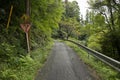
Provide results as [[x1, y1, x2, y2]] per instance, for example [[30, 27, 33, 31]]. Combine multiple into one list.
[[81, 0, 120, 61], [83, 0, 120, 61], [0, 0, 120, 79], [56, 0, 120, 61], [0, 0, 63, 79]]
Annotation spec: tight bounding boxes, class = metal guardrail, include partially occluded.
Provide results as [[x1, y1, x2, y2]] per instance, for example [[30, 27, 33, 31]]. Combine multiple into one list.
[[68, 40, 120, 72]]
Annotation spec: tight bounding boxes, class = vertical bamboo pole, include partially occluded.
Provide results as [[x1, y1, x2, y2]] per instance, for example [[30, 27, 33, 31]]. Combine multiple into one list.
[[7, 5, 13, 29]]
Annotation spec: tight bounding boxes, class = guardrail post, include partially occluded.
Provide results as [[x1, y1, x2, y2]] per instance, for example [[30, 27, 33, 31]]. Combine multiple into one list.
[[88, 52, 90, 59]]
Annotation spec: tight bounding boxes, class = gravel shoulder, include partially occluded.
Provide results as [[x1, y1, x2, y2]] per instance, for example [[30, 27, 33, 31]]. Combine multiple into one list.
[[35, 41, 98, 80]]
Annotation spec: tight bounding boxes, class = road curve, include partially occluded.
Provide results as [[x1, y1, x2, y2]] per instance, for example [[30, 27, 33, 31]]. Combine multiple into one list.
[[35, 41, 98, 80]]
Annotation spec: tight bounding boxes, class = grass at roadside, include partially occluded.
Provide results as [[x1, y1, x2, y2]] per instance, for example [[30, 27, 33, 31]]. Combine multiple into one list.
[[0, 41, 54, 80], [18, 41, 54, 80], [64, 41, 120, 80]]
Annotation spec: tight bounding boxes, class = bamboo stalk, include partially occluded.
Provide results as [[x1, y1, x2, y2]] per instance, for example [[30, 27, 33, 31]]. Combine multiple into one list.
[[7, 5, 13, 29]]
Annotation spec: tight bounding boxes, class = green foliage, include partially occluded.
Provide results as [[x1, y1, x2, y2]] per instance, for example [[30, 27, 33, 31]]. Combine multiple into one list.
[[19, 55, 35, 66], [31, 0, 63, 47], [0, 69, 18, 80], [53, 30, 67, 39], [100, 30, 120, 60], [94, 14, 105, 26], [65, 1, 80, 21], [0, 41, 53, 80], [55, 0, 80, 39], [87, 33, 103, 51], [0, 42, 22, 65], [0, 0, 63, 80], [77, 0, 120, 61], [59, 18, 79, 39]]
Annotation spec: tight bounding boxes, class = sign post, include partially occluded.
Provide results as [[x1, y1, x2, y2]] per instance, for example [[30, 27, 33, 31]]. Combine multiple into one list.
[[20, 0, 31, 54], [26, 31, 30, 53], [20, 23, 31, 53]]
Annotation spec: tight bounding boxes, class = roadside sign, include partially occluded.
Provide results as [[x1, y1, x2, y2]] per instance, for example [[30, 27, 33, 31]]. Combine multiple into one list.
[[20, 23, 31, 33], [20, 23, 31, 53]]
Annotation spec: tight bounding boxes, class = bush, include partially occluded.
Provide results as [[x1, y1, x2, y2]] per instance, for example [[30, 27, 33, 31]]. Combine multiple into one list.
[[87, 34, 102, 52], [0, 69, 18, 80], [0, 40, 53, 80], [101, 30, 120, 61], [57, 30, 67, 39], [0, 43, 17, 62]]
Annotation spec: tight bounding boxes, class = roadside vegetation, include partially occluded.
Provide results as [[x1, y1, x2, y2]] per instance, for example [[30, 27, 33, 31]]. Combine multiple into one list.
[[0, 0, 120, 80], [55, 0, 120, 61], [0, 41, 54, 80], [0, 0, 62, 80], [65, 41, 120, 80]]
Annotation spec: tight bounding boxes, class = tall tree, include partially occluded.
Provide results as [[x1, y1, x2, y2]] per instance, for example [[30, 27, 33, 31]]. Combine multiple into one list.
[[87, 0, 120, 60], [65, 1, 80, 22], [58, 0, 80, 39]]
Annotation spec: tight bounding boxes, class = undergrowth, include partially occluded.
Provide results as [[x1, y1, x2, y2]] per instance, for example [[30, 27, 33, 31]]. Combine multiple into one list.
[[65, 41, 120, 80], [0, 41, 54, 80]]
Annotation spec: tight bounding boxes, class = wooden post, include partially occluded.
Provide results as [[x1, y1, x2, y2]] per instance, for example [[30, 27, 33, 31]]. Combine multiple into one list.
[[26, 0, 30, 53], [26, 32, 30, 53], [20, 23, 31, 53]]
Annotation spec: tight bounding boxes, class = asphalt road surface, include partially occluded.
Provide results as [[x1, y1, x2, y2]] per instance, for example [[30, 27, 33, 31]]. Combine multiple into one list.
[[35, 41, 98, 80]]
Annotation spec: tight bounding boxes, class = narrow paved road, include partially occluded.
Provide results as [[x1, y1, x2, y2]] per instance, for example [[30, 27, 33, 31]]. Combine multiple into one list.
[[35, 41, 98, 80]]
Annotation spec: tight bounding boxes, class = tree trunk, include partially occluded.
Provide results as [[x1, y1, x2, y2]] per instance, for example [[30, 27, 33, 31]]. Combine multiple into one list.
[[108, 0, 115, 31], [66, 35, 69, 40]]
